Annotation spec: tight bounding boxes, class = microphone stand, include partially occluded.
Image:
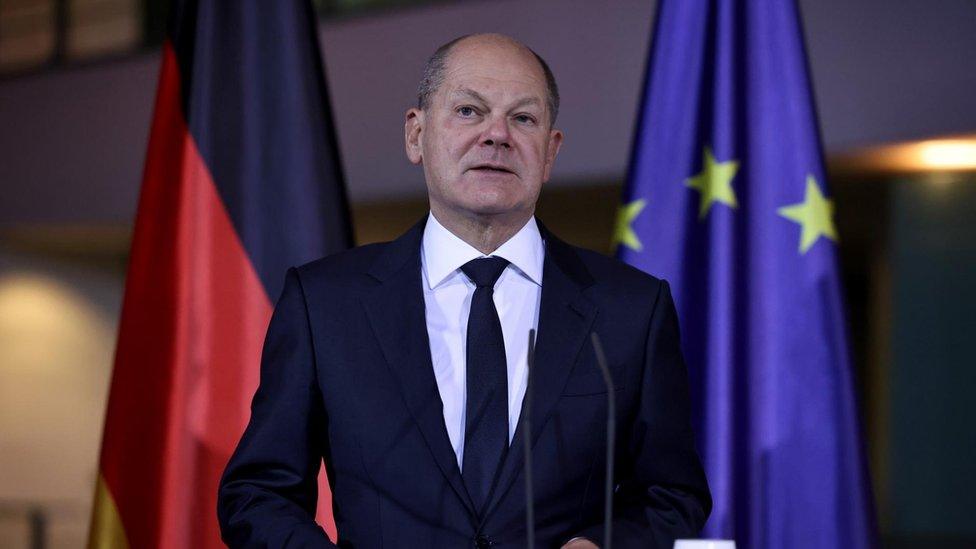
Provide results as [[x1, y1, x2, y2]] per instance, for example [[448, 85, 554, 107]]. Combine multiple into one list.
[[590, 332, 615, 549], [523, 329, 537, 549], [523, 331, 615, 549]]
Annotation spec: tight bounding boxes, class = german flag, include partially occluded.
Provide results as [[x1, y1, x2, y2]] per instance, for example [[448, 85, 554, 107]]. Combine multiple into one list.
[[88, 1, 351, 546]]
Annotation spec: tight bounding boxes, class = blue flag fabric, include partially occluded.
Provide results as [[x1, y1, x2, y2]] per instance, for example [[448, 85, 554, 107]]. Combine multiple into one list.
[[615, 1, 876, 547]]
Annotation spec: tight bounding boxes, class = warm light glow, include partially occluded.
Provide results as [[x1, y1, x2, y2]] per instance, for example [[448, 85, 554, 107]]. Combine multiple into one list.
[[0, 272, 116, 500], [916, 140, 976, 170], [832, 135, 976, 174]]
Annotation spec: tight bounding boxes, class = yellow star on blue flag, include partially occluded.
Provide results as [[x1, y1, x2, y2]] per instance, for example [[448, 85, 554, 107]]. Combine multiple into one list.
[[613, 198, 647, 251], [777, 175, 838, 254], [685, 147, 739, 219]]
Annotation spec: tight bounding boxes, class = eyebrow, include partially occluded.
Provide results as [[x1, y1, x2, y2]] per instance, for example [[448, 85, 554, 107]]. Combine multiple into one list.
[[450, 87, 543, 110]]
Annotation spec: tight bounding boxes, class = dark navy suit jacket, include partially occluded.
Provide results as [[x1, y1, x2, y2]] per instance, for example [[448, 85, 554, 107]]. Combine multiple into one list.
[[218, 219, 710, 548]]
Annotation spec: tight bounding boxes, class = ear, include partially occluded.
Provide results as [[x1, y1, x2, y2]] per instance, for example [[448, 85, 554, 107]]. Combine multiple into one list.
[[404, 108, 424, 165], [541, 128, 564, 183]]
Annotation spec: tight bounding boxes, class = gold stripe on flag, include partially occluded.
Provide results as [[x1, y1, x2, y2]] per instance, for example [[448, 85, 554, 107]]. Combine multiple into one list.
[[87, 475, 130, 549]]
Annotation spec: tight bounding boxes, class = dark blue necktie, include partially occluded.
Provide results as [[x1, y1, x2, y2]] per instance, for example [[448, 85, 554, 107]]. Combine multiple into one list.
[[460, 256, 511, 514]]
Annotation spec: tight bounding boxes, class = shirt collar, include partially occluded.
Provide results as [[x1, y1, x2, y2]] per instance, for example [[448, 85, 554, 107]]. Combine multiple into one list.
[[422, 212, 544, 290]]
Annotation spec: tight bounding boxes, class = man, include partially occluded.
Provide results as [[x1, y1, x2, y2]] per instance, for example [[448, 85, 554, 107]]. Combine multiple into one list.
[[218, 33, 710, 548]]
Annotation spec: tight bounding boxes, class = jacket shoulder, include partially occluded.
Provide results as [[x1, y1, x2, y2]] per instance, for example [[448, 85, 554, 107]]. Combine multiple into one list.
[[288, 241, 390, 295], [557, 244, 673, 320], [572, 245, 666, 295]]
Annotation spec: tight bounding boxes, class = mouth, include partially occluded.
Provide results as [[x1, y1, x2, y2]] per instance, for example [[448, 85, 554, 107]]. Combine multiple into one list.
[[467, 164, 517, 176]]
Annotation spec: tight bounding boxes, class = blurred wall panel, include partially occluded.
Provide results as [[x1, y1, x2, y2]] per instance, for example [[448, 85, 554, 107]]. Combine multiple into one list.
[[66, 0, 141, 60], [0, 1, 56, 72], [2, 0, 976, 224], [0, 251, 122, 548], [0, 54, 157, 225], [888, 176, 976, 546]]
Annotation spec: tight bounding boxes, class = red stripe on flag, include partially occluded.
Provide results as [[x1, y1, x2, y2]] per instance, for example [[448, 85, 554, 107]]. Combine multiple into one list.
[[95, 41, 336, 548]]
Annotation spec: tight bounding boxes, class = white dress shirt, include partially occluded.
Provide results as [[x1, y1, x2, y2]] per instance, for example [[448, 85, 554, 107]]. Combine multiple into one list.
[[421, 212, 544, 468]]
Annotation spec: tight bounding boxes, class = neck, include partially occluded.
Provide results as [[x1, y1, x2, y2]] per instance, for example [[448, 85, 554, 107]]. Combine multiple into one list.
[[430, 205, 532, 255]]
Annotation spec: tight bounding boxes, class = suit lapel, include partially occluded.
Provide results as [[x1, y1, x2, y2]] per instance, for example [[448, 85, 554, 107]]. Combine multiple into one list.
[[361, 218, 478, 520], [482, 228, 598, 522]]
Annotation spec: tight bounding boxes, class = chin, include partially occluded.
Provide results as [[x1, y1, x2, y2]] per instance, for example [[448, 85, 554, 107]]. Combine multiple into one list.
[[435, 180, 536, 219], [465, 199, 531, 219], [464, 190, 522, 214]]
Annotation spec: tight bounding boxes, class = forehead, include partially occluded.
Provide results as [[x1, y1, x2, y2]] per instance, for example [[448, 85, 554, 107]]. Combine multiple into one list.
[[439, 40, 547, 104]]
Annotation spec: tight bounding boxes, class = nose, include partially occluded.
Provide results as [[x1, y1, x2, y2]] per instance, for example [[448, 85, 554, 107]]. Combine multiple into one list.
[[480, 114, 512, 149]]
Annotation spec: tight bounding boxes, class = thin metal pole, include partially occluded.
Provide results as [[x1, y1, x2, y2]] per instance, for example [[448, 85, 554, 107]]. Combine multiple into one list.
[[591, 332, 615, 549], [523, 329, 536, 549]]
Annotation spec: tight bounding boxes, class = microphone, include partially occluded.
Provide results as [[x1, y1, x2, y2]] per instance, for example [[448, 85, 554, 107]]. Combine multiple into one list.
[[523, 331, 615, 549], [523, 329, 537, 549], [590, 332, 615, 549]]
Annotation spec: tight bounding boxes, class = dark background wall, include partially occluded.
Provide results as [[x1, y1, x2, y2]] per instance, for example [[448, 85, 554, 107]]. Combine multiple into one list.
[[889, 177, 976, 543], [2, 0, 976, 224]]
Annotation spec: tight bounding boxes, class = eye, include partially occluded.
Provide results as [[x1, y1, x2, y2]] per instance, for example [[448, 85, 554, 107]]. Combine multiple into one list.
[[514, 113, 537, 125], [457, 106, 478, 117]]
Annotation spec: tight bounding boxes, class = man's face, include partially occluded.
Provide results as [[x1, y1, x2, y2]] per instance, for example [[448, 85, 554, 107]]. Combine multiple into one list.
[[405, 38, 563, 222]]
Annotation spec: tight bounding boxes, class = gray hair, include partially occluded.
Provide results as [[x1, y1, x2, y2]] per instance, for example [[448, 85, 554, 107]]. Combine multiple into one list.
[[416, 34, 561, 126]]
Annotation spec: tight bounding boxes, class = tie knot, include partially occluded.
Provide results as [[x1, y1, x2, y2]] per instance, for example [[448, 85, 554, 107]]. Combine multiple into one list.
[[461, 257, 510, 288]]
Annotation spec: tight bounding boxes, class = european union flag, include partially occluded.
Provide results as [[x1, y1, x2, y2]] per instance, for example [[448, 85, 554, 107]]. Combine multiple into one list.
[[615, 1, 876, 547]]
